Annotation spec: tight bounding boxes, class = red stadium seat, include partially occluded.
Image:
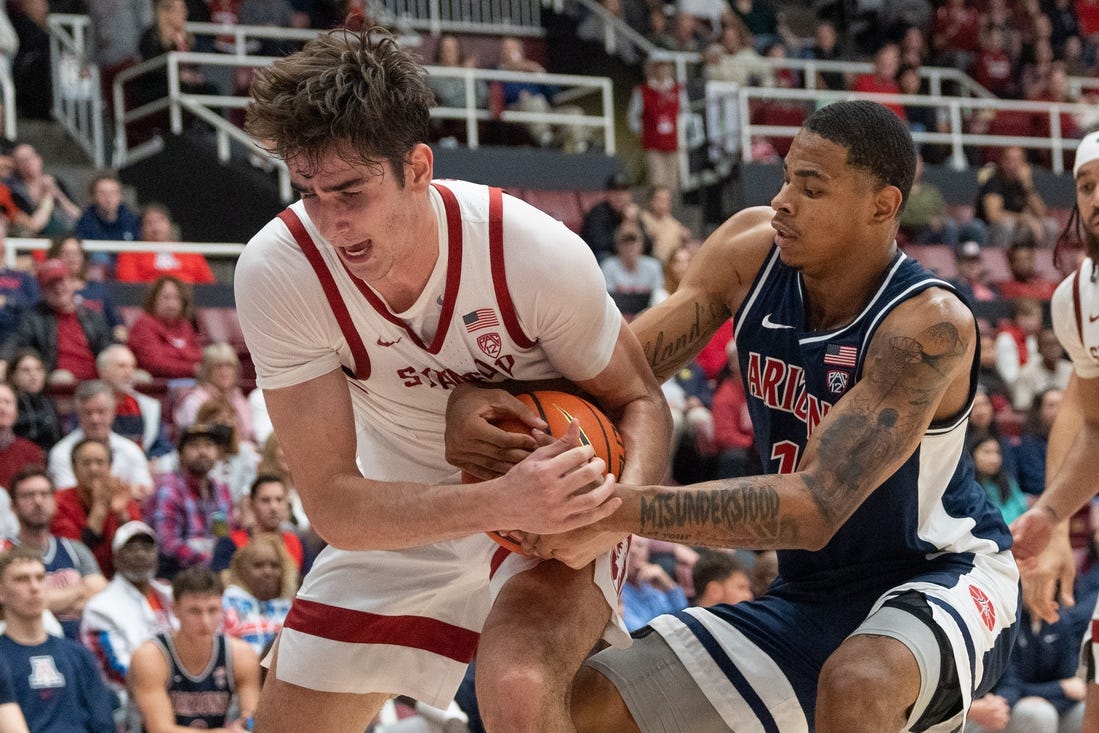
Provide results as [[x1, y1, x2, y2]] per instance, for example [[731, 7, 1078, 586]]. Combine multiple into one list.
[[195, 307, 246, 350], [979, 248, 1012, 284]]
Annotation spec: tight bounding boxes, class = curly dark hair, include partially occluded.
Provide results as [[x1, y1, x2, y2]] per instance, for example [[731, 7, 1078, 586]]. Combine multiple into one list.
[[802, 100, 917, 206], [246, 27, 434, 186]]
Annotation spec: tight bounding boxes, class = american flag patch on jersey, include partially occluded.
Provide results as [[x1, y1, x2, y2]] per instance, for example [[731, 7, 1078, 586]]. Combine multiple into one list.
[[823, 344, 857, 367], [463, 308, 499, 333]]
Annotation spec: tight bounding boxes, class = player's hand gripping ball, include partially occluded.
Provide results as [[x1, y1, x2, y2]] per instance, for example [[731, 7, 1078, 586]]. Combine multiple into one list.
[[464, 390, 625, 553]]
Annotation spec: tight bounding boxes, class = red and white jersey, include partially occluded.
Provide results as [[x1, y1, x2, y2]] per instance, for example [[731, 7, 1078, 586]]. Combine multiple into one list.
[[1051, 255, 1099, 380], [236, 180, 622, 483]]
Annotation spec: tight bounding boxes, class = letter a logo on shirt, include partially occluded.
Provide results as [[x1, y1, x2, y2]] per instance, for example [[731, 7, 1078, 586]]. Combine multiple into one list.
[[28, 655, 66, 689]]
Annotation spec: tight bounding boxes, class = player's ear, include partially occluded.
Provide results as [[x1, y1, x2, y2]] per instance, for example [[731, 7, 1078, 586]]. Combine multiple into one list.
[[406, 143, 434, 190], [872, 185, 904, 223]]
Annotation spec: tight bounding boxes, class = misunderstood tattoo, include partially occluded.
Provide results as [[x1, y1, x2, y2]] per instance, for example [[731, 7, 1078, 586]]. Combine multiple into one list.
[[639, 484, 797, 545]]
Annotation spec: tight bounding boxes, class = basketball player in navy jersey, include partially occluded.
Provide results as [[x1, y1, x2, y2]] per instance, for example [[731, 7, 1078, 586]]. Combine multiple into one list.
[[1010, 130, 1099, 733], [448, 100, 1021, 732]]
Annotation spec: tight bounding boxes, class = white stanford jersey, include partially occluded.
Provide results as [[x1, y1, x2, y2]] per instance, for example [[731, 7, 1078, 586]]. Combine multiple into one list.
[[1052, 255, 1099, 380], [236, 180, 622, 484]]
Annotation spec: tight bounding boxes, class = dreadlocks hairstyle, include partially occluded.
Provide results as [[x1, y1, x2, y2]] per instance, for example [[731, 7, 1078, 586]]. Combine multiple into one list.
[[802, 100, 917, 207], [246, 27, 434, 187]]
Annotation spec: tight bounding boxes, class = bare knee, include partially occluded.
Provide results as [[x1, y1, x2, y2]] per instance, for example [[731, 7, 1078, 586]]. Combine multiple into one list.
[[571, 665, 640, 733], [817, 636, 920, 733]]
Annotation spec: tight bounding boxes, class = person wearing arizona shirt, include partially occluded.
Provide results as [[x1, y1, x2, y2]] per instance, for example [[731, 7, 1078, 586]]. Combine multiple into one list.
[[115, 203, 216, 284], [627, 54, 688, 196]]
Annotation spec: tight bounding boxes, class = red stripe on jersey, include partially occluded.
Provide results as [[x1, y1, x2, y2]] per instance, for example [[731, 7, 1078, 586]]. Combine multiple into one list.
[[278, 209, 371, 380], [488, 545, 512, 579], [284, 597, 479, 663], [489, 188, 537, 349]]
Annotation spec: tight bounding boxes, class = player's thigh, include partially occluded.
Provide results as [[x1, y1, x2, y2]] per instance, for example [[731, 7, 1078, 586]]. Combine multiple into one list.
[[481, 558, 610, 663], [572, 664, 640, 733], [256, 640, 388, 733]]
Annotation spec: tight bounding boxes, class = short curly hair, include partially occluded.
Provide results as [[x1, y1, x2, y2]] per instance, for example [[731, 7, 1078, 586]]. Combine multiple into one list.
[[246, 27, 434, 186]]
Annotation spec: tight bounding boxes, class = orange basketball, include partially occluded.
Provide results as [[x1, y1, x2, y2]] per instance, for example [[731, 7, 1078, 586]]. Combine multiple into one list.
[[464, 390, 626, 553]]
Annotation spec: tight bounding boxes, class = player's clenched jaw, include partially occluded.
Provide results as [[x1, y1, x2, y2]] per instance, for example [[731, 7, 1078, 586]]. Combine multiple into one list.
[[770, 132, 872, 274]]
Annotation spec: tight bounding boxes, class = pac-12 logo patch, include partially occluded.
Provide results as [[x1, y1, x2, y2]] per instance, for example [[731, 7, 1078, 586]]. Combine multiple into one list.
[[477, 333, 502, 359], [826, 370, 849, 395], [969, 584, 996, 631]]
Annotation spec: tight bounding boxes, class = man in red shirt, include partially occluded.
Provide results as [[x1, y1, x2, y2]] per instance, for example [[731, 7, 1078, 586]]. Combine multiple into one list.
[[0, 259, 113, 383], [852, 43, 905, 120], [50, 437, 142, 577]]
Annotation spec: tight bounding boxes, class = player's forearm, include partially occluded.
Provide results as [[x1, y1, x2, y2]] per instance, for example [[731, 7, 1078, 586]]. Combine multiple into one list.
[[1037, 420, 1099, 524], [614, 391, 672, 486], [602, 474, 829, 550]]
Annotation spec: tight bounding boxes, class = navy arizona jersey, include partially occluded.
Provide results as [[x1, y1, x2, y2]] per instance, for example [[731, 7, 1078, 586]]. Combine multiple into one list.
[[734, 247, 1011, 590]]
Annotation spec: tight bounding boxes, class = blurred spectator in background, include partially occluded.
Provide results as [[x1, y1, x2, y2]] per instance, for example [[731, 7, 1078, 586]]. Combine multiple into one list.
[[0, 548, 115, 733], [47, 380, 154, 499], [0, 384, 43, 489], [256, 434, 312, 538], [116, 203, 216, 284], [211, 475, 309, 579], [730, 0, 777, 50], [147, 422, 233, 578], [6, 348, 62, 451], [691, 549, 754, 606], [194, 395, 258, 504], [997, 242, 1060, 300], [665, 11, 706, 53], [1010, 386, 1062, 496], [426, 33, 487, 145], [495, 36, 590, 152], [1013, 327, 1073, 410], [96, 344, 172, 461], [972, 26, 1017, 98], [73, 172, 141, 273], [662, 356, 714, 478], [2, 259, 113, 385], [126, 275, 203, 380], [137, 0, 220, 105], [50, 437, 143, 578], [87, 0, 153, 88], [796, 20, 845, 90], [639, 185, 691, 263], [174, 343, 253, 443], [900, 156, 988, 247], [702, 17, 770, 87], [1, 468, 106, 640], [5, 144, 81, 237], [852, 43, 905, 119], [0, 217, 39, 348], [994, 296, 1044, 392], [47, 236, 126, 342], [221, 532, 294, 655], [580, 172, 645, 263], [80, 520, 176, 731], [978, 326, 1015, 413], [628, 55, 686, 194], [10, 0, 52, 119], [931, 0, 980, 69], [969, 433, 1027, 524], [621, 535, 688, 631], [950, 241, 1001, 303], [652, 243, 694, 305], [976, 146, 1057, 248], [601, 222, 663, 320]]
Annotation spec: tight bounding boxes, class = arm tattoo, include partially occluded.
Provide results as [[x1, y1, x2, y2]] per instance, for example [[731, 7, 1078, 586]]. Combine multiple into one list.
[[638, 483, 800, 547], [644, 301, 729, 379], [806, 320, 968, 524]]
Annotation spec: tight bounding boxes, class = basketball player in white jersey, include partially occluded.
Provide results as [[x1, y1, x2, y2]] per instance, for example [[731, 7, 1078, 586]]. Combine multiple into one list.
[[234, 27, 671, 733], [1011, 131, 1099, 732]]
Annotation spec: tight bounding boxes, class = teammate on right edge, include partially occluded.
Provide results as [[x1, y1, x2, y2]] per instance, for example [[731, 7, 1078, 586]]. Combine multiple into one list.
[[1010, 131, 1099, 733]]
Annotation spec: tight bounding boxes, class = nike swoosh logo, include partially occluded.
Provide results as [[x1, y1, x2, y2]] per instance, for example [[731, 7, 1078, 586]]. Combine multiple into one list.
[[762, 313, 795, 330], [1090, 313, 1099, 323], [377, 337, 402, 347]]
